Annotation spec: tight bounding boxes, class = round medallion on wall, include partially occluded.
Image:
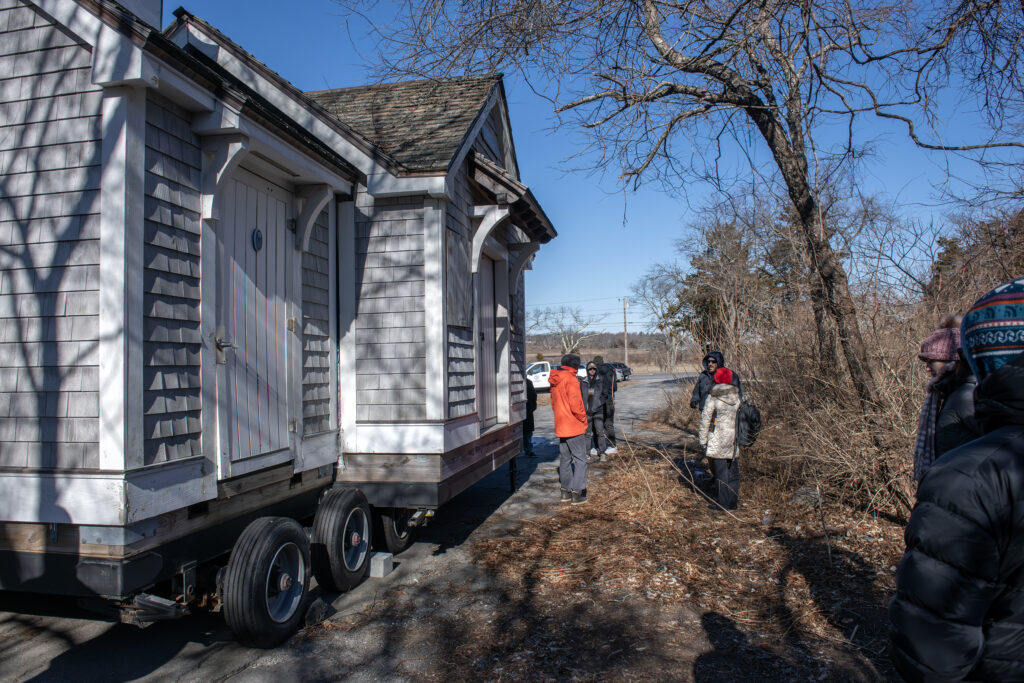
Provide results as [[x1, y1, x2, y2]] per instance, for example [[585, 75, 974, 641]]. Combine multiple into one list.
[[251, 228, 264, 252]]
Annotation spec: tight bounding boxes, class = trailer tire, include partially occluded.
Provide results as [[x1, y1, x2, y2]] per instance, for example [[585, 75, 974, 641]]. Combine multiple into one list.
[[222, 516, 310, 649], [311, 488, 371, 593], [376, 508, 416, 555]]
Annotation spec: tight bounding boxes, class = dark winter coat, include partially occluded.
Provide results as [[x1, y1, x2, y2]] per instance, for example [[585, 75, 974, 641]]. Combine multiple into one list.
[[597, 363, 616, 406], [933, 371, 980, 458], [690, 351, 742, 410], [580, 364, 611, 414], [524, 380, 537, 433], [889, 354, 1024, 682]]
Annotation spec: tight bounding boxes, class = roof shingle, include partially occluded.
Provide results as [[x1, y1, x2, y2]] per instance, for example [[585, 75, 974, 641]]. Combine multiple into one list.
[[306, 75, 501, 173]]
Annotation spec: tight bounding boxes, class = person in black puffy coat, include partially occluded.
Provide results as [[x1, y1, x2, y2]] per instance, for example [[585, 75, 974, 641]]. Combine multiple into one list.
[[889, 278, 1024, 682], [690, 350, 742, 411]]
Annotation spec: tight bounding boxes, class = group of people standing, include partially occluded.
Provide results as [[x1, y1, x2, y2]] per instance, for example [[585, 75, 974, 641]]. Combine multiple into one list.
[[546, 353, 618, 505], [890, 277, 1024, 681]]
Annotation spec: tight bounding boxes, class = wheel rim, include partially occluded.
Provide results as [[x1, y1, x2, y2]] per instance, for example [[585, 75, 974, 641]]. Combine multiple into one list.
[[264, 541, 306, 623], [391, 509, 411, 541], [342, 507, 369, 571]]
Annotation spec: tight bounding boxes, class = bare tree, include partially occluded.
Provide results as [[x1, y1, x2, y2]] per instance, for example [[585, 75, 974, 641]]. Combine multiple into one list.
[[631, 266, 685, 370], [536, 306, 606, 354], [338, 0, 1024, 413]]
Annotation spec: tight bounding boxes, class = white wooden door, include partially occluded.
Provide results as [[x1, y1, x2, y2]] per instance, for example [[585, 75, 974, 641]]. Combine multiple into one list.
[[217, 169, 292, 475], [479, 256, 498, 426]]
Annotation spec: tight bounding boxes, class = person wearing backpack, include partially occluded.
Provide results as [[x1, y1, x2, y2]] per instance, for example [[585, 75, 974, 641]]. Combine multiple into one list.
[[699, 367, 742, 511]]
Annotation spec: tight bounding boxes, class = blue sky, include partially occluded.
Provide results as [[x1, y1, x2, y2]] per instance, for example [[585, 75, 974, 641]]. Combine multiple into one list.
[[164, 1, 980, 332]]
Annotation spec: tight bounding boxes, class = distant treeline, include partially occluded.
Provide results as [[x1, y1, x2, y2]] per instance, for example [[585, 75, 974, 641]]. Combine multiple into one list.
[[525, 331, 665, 351]]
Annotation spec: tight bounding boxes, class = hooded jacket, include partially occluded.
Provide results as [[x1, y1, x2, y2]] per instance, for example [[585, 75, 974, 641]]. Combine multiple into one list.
[[581, 362, 612, 414], [889, 354, 1024, 682], [698, 383, 741, 460], [933, 369, 980, 458], [690, 351, 742, 410], [550, 366, 588, 438]]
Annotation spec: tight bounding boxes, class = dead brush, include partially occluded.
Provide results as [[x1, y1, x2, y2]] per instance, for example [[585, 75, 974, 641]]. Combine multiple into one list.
[[472, 441, 902, 668]]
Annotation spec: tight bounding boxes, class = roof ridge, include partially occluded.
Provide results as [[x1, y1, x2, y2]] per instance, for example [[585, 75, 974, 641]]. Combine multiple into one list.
[[304, 73, 503, 96]]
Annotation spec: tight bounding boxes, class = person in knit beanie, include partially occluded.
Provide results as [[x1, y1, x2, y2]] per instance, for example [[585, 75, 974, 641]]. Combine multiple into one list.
[[912, 315, 964, 482], [889, 277, 1024, 681], [961, 279, 1024, 381]]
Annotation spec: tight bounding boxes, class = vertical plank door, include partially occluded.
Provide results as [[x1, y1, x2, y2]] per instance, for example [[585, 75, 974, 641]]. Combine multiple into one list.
[[218, 170, 292, 473]]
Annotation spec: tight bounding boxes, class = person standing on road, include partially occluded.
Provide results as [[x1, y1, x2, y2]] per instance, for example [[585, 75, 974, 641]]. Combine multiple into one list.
[[690, 350, 742, 412], [591, 355, 618, 457], [581, 361, 612, 463], [698, 367, 742, 511], [523, 379, 538, 457], [550, 353, 589, 505], [889, 277, 1024, 681]]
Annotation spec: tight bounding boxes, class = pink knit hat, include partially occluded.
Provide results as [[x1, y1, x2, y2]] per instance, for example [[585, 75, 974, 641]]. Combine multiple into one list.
[[918, 317, 960, 363]]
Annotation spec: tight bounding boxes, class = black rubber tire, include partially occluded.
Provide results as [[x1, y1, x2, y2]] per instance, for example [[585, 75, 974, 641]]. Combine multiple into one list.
[[222, 516, 310, 649], [311, 488, 372, 593], [378, 507, 416, 555]]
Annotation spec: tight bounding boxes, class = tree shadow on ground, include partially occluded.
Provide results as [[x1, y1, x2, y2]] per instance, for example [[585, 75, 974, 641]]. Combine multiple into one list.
[[693, 611, 794, 680], [767, 527, 896, 680]]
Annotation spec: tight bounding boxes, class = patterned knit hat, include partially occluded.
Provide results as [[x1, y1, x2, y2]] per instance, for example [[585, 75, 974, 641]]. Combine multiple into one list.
[[961, 277, 1024, 380]]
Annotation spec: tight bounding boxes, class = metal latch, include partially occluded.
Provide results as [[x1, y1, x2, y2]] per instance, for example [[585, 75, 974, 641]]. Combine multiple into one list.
[[215, 325, 236, 364], [287, 318, 297, 332]]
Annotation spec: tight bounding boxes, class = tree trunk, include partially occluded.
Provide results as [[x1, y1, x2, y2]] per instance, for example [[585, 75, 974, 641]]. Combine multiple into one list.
[[805, 220, 879, 412], [748, 107, 880, 412], [809, 278, 839, 378]]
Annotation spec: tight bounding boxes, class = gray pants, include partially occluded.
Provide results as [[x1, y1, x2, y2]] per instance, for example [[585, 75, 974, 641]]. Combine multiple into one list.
[[559, 433, 588, 494]]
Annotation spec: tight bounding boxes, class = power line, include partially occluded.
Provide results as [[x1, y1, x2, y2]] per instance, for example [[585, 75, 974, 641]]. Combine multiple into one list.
[[526, 295, 631, 308]]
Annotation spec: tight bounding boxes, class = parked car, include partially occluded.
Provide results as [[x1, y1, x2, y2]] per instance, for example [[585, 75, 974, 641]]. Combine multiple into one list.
[[525, 361, 552, 390], [610, 362, 633, 381]]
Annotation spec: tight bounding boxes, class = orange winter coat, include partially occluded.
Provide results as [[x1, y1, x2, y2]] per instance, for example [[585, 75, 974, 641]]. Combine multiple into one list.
[[549, 366, 587, 438]]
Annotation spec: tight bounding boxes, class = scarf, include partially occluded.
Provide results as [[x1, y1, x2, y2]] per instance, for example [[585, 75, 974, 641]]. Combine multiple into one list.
[[913, 376, 943, 482]]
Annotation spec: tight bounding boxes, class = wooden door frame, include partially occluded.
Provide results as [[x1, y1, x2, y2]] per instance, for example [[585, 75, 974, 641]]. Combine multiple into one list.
[[476, 238, 510, 430]]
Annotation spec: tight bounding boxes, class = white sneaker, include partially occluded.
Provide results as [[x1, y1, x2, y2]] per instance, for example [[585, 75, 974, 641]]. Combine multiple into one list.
[[589, 448, 598, 456], [605, 446, 618, 454]]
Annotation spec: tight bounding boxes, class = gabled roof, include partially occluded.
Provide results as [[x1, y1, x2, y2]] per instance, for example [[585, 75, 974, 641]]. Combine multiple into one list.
[[306, 76, 502, 174]]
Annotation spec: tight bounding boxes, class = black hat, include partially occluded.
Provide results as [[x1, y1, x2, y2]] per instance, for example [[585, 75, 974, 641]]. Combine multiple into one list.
[[593, 355, 604, 365], [560, 353, 581, 369]]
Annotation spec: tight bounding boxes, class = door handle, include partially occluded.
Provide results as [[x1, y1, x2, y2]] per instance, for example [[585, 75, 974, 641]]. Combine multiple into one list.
[[216, 338, 237, 352]]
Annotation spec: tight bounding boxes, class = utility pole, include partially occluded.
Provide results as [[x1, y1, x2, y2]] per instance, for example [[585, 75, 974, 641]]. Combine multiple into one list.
[[622, 298, 629, 366]]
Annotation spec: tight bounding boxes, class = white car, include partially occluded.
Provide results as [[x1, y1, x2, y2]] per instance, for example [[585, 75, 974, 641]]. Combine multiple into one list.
[[525, 361, 552, 390]]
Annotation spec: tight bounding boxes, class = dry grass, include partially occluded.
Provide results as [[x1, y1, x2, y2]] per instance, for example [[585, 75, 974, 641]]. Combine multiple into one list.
[[472, 440, 902, 678]]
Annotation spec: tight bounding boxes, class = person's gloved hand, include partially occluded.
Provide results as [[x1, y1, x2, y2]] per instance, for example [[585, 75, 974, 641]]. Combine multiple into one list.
[[689, 399, 698, 409]]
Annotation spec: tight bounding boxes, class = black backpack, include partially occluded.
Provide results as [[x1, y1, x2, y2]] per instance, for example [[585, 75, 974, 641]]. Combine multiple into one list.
[[735, 397, 762, 447]]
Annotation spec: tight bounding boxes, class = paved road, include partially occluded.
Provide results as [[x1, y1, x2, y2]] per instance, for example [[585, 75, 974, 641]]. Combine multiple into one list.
[[0, 373, 690, 682]]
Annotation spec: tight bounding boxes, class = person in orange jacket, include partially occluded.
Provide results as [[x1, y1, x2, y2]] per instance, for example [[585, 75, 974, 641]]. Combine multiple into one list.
[[550, 353, 589, 504]]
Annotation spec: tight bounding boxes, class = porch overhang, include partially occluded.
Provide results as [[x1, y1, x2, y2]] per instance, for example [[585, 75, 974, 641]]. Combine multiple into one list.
[[469, 151, 557, 244]]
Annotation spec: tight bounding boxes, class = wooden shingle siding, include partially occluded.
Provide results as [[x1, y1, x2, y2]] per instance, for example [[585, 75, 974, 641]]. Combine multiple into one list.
[[141, 93, 202, 465], [447, 327, 475, 418], [354, 197, 427, 421], [472, 108, 504, 167], [302, 209, 332, 435], [0, 2, 101, 470]]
